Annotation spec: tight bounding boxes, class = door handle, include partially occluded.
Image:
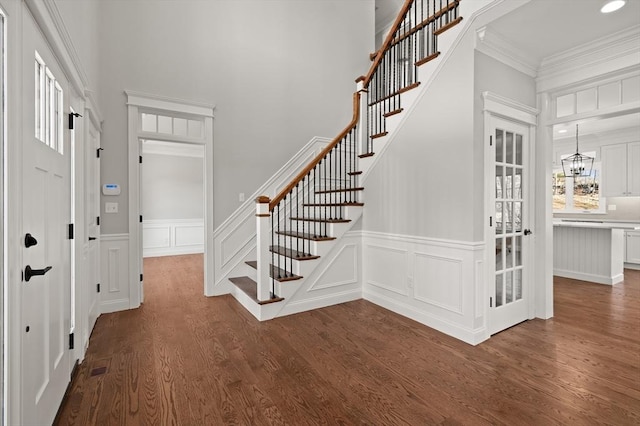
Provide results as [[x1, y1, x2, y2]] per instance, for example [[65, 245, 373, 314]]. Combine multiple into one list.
[[24, 265, 52, 282], [25, 233, 38, 248], [89, 236, 97, 241], [524, 229, 532, 236]]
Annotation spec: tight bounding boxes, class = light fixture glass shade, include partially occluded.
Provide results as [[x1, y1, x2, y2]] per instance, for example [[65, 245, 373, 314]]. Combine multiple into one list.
[[601, 0, 626, 13], [561, 124, 593, 178]]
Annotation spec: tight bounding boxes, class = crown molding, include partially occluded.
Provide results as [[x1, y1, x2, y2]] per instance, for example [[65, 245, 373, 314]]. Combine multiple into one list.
[[537, 25, 640, 93], [475, 26, 538, 78]]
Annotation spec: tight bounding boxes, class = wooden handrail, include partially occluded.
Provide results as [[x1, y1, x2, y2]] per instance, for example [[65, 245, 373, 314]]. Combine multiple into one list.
[[363, 0, 414, 87], [269, 91, 361, 211]]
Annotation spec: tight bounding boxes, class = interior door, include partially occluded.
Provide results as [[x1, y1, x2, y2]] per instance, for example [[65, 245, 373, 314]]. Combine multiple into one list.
[[86, 121, 101, 335], [21, 10, 72, 425], [488, 118, 532, 335]]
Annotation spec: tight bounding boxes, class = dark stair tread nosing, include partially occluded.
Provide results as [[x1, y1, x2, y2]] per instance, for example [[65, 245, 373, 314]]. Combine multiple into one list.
[[270, 246, 321, 260], [415, 51, 441, 67], [384, 108, 404, 118], [359, 152, 375, 158], [434, 16, 463, 36], [370, 131, 388, 139], [289, 217, 351, 223], [348, 171, 363, 176], [229, 276, 284, 305], [315, 187, 364, 194], [275, 230, 336, 242], [303, 202, 364, 207], [244, 261, 303, 282]]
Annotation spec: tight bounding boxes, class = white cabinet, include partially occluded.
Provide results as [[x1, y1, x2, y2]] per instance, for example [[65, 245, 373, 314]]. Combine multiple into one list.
[[602, 142, 640, 197], [626, 231, 640, 264]]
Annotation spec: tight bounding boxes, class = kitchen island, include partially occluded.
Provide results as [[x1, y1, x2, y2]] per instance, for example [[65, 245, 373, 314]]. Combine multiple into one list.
[[553, 220, 640, 285]]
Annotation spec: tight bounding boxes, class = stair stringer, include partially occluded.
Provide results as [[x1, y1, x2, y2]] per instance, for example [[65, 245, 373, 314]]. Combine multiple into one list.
[[358, 0, 499, 183], [255, 217, 363, 321]]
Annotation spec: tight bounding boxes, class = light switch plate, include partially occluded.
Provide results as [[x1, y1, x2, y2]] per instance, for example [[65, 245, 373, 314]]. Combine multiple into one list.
[[105, 202, 118, 213]]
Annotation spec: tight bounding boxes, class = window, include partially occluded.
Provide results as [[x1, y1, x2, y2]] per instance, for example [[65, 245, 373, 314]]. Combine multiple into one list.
[[35, 51, 63, 154], [553, 153, 605, 213]]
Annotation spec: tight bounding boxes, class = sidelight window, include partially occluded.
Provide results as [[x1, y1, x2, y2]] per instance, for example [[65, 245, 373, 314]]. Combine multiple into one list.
[[35, 51, 64, 154]]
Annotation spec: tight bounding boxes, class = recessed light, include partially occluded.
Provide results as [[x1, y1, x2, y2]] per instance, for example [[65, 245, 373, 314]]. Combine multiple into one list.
[[558, 129, 568, 134], [601, 0, 626, 13]]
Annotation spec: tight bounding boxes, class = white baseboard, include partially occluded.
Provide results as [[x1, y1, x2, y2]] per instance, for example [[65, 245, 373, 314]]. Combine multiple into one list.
[[278, 289, 362, 318], [553, 269, 623, 285], [99, 298, 131, 314]]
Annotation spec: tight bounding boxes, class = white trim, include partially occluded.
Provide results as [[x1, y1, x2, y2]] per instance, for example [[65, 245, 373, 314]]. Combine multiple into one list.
[[482, 91, 539, 125], [475, 26, 538, 78], [143, 219, 204, 257], [125, 90, 215, 118], [360, 230, 485, 251], [553, 269, 623, 286], [127, 93, 214, 307], [537, 25, 640, 93]]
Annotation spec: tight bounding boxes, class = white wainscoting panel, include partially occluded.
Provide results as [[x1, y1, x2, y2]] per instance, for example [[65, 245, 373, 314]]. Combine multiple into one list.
[[100, 234, 131, 313], [143, 219, 204, 257], [362, 231, 487, 345]]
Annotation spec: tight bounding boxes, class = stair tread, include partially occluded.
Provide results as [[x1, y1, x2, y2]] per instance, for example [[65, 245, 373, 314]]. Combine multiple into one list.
[[229, 276, 284, 305], [245, 261, 303, 282], [303, 202, 364, 207], [348, 171, 363, 176], [384, 108, 404, 118], [359, 152, 375, 158], [275, 230, 336, 242], [290, 217, 351, 223], [315, 187, 364, 194], [270, 246, 321, 260], [370, 131, 388, 139]]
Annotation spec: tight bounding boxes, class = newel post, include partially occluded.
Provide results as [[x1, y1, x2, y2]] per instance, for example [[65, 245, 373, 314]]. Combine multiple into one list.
[[355, 76, 368, 156], [255, 196, 271, 301]]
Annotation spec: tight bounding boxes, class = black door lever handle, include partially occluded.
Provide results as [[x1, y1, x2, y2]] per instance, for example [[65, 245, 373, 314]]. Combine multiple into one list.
[[89, 236, 97, 241], [24, 265, 53, 282], [25, 233, 38, 248]]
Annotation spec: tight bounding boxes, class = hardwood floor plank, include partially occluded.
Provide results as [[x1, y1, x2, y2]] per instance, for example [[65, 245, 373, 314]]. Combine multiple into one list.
[[54, 259, 640, 425]]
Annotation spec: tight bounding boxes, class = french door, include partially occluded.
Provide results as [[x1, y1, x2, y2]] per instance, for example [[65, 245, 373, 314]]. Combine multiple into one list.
[[488, 117, 532, 335]]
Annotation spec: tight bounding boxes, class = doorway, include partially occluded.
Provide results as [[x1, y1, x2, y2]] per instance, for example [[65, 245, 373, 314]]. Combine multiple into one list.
[[140, 140, 205, 300], [126, 91, 215, 307]]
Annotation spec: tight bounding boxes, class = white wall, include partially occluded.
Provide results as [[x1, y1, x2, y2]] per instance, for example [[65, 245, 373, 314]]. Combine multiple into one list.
[[94, 0, 375, 234]]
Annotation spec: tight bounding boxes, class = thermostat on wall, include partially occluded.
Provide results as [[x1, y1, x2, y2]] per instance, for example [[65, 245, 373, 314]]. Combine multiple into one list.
[[102, 184, 121, 195]]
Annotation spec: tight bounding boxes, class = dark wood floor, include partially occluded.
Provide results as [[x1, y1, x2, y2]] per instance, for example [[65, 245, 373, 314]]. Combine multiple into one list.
[[55, 255, 640, 425]]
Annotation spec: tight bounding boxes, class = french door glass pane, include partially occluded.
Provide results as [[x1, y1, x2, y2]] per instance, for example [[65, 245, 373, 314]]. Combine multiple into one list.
[[495, 274, 503, 307], [496, 130, 503, 163], [496, 238, 503, 271], [515, 269, 523, 300], [516, 134, 523, 165], [514, 236, 522, 267], [505, 271, 513, 304]]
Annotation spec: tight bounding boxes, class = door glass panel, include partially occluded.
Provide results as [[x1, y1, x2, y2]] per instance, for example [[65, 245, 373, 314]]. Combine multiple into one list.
[[495, 166, 503, 198], [495, 129, 503, 163], [496, 202, 503, 234], [514, 236, 522, 267], [506, 132, 514, 164], [514, 202, 522, 232], [506, 236, 513, 269], [495, 274, 503, 307], [504, 202, 512, 234], [505, 271, 513, 304], [515, 269, 522, 300], [496, 238, 503, 271], [515, 169, 522, 198], [515, 134, 523, 165], [505, 167, 513, 198]]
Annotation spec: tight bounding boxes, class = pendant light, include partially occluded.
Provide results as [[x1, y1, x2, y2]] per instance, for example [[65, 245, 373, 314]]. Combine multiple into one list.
[[561, 124, 593, 178]]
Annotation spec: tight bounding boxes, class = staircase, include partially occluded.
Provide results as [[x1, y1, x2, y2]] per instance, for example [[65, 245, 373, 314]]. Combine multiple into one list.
[[228, 0, 464, 320]]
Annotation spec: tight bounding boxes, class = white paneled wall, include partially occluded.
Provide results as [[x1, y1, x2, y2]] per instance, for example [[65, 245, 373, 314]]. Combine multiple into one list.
[[143, 219, 204, 257], [100, 234, 131, 313], [553, 226, 625, 284], [361, 231, 486, 345]]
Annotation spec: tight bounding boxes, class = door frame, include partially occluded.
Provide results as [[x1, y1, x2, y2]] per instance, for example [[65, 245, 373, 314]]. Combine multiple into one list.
[[0, 6, 6, 424], [126, 91, 215, 307], [482, 92, 540, 334]]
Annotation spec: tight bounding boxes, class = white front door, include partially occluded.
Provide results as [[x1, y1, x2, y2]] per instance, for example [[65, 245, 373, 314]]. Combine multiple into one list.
[[488, 117, 532, 335], [21, 10, 72, 425]]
